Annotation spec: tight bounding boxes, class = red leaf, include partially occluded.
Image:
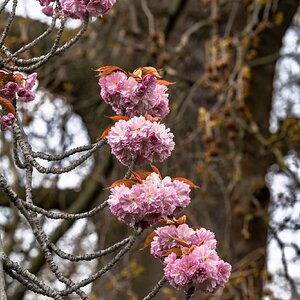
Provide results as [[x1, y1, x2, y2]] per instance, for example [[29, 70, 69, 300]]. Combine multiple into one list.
[[132, 66, 161, 80], [106, 115, 129, 122], [159, 218, 167, 224], [192, 226, 201, 230], [177, 215, 187, 225], [130, 171, 151, 181], [159, 218, 177, 225], [150, 164, 162, 179], [0, 97, 15, 115], [97, 126, 112, 140], [0, 70, 24, 88], [13, 73, 25, 86], [162, 247, 183, 257], [185, 245, 196, 255], [197, 241, 204, 247], [156, 79, 176, 86], [106, 179, 136, 189], [171, 237, 190, 248], [140, 231, 158, 250], [131, 171, 143, 183], [171, 177, 200, 189], [133, 171, 151, 180], [96, 66, 127, 77], [144, 114, 160, 122], [141, 66, 161, 78]]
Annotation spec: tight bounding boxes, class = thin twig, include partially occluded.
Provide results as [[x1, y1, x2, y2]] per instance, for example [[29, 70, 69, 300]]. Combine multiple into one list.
[[0, 234, 7, 300], [142, 277, 167, 300]]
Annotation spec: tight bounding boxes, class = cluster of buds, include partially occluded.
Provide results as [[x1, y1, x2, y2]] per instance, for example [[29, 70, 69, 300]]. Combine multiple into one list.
[[1, 113, 15, 131], [37, 0, 116, 19], [0, 70, 37, 131]]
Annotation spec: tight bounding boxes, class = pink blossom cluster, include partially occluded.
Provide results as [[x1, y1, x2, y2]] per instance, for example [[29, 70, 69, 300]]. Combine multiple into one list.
[[107, 173, 191, 226], [38, 0, 116, 19], [0, 72, 37, 102], [150, 224, 231, 294], [1, 113, 16, 131], [0, 72, 37, 131], [107, 116, 175, 165], [99, 72, 170, 118], [151, 224, 217, 258]]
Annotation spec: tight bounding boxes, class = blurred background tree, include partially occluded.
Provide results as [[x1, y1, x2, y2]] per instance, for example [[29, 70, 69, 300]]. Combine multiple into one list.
[[1, 0, 300, 299]]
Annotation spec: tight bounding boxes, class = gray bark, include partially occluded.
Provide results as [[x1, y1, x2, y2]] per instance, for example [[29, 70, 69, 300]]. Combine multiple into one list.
[[0, 234, 7, 300]]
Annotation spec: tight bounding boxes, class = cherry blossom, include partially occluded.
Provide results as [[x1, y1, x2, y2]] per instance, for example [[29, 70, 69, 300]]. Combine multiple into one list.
[[37, 0, 116, 19], [99, 72, 170, 118], [108, 173, 191, 226], [107, 116, 175, 165]]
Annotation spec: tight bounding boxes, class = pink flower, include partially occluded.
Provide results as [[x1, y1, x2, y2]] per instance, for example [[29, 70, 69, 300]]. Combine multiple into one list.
[[191, 227, 217, 249], [163, 245, 231, 293], [99, 71, 137, 114], [101, 71, 128, 94], [25, 73, 37, 90], [42, 5, 54, 16], [107, 116, 175, 166], [135, 74, 155, 97], [37, 0, 55, 16], [61, 0, 86, 19], [164, 252, 197, 288], [38, 0, 53, 5], [171, 180, 191, 210], [1, 113, 16, 131], [192, 245, 219, 264], [151, 225, 181, 257], [38, 0, 116, 19], [150, 223, 231, 293], [108, 173, 191, 227], [99, 71, 138, 114], [17, 88, 35, 102], [0, 82, 19, 100], [176, 224, 195, 242], [151, 224, 197, 258], [0, 72, 37, 102], [99, 73, 170, 118], [216, 260, 232, 287], [87, 0, 116, 17]]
